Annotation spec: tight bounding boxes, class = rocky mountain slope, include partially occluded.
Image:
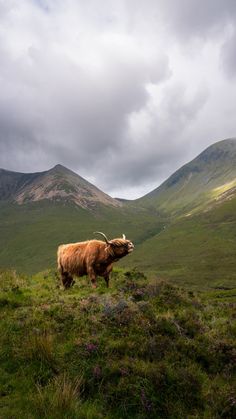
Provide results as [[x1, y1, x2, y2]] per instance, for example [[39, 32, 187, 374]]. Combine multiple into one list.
[[0, 164, 121, 210]]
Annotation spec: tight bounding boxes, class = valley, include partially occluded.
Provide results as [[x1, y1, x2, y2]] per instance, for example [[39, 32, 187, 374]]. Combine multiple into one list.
[[0, 138, 236, 418], [0, 138, 236, 290]]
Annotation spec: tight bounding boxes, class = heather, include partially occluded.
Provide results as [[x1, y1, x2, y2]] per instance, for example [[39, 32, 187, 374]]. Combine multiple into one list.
[[0, 269, 235, 418]]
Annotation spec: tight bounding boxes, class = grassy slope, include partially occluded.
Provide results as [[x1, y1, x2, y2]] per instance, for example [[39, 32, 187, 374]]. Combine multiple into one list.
[[1, 197, 236, 290], [134, 139, 236, 217], [123, 197, 236, 289], [0, 202, 163, 274], [0, 269, 235, 418], [1, 140, 236, 290]]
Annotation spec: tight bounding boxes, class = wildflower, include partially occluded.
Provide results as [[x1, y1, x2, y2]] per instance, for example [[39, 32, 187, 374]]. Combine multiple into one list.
[[85, 343, 98, 353]]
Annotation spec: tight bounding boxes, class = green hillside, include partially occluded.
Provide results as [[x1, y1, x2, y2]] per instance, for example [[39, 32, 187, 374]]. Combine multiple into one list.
[[135, 138, 236, 217], [0, 269, 235, 418], [0, 138, 236, 290], [118, 139, 236, 289], [124, 196, 236, 289], [1, 139, 236, 417], [2, 196, 236, 290], [0, 201, 163, 274]]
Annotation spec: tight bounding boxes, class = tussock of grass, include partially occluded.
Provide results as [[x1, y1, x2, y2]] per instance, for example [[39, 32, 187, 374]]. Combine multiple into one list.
[[35, 373, 83, 418], [0, 268, 235, 418], [24, 331, 55, 366]]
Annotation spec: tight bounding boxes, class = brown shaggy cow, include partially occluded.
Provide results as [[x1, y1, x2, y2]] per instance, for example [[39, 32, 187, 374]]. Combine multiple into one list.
[[57, 232, 134, 289]]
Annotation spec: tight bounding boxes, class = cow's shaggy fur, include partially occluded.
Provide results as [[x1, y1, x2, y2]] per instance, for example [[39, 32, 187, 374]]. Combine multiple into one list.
[[57, 234, 134, 289]]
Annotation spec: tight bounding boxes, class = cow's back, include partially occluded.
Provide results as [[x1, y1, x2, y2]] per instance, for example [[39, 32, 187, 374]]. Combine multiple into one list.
[[57, 239, 107, 277]]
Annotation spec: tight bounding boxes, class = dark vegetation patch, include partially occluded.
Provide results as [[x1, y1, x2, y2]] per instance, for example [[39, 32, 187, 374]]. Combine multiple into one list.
[[0, 269, 235, 418]]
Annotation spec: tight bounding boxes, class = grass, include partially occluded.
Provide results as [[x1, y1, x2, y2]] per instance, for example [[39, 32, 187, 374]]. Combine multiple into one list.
[[1, 139, 236, 291], [123, 196, 236, 289], [35, 373, 83, 418], [0, 268, 235, 418], [0, 201, 164, 274], [1, 197, 236, 291]]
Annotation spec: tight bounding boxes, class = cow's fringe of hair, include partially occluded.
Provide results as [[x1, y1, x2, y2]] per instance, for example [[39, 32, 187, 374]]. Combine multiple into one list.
[[110, 239, 127, 247]]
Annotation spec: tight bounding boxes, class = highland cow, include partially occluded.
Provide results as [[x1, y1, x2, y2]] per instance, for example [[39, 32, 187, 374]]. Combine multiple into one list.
[[57, 232, 134, 289]]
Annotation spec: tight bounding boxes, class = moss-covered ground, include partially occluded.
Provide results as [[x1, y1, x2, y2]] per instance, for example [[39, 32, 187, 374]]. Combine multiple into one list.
[[0, 269, 235, 418]]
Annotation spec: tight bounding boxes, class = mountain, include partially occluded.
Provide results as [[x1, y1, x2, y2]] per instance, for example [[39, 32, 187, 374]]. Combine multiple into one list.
[[0, 165, 161, 274], [135, 138, 236, 216], [0, 164, 121, 209], [2, 138, 235, 214], [0, 138, 236, 290], [120, 138, 236, 288]]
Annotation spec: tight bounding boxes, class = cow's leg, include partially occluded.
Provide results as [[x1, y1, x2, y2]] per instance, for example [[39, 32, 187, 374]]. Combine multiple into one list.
[[103, 265, 112, 288], [60, 272, 67, 288], [58, 265, 69, 289], [61, 272, 74, 289], [88, 267, 97, 288], [66, 275, 75, 288], [104, 274, 110, 288]]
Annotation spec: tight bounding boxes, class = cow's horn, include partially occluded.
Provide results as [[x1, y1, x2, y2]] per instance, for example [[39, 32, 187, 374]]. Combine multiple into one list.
[[94, 231, 109, 244], [122, 234, 126, 240]]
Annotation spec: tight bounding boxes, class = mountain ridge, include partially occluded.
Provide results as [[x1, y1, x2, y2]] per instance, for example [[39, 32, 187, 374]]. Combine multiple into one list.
[[1, 138, 236, 213], [0, 138, 236, 284], [134, 138, 236, 216], [0, 164, 121, 209]]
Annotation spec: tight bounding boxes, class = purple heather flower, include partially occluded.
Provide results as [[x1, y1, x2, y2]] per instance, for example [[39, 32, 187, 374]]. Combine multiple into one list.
[[85, 343, 98, 353]]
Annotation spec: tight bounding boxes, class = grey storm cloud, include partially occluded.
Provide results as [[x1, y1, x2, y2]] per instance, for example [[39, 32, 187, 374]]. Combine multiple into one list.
[[95, 82, 208, 192], [0, 0, 236, 198], [157, 0, 236, 38], [220, 28, 236, 79]]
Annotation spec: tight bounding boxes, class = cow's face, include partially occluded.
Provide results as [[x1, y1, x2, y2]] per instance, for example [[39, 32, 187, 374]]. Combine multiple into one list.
[[127, 240, 135, 253]]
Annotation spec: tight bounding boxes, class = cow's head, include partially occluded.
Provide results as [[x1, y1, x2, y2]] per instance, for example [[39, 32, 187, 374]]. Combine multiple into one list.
[[94, 232, 134, 258]]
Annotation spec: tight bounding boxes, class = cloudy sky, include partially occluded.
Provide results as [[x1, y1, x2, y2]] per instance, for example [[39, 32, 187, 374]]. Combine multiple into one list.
[[0, 0, 236, 198]]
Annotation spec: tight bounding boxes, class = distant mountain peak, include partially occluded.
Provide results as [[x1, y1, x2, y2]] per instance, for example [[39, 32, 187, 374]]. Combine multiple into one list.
[[0, 165, 121, 210], [53, 164, 65, 169], [48, 164, 74, 175], [50, 164, 68, 171], [196, 138, 236, 164]]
